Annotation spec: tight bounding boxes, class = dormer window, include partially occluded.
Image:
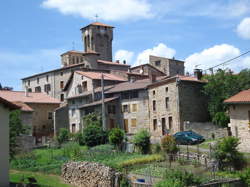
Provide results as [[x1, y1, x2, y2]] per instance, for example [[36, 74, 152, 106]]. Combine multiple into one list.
[[155, 60, 161, 66]]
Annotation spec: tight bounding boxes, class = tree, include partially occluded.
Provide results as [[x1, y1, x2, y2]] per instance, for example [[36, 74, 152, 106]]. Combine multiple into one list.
[[82, 125, 108, 147], [213, 136, 246, 171], [57, 128, 70, 145], [9, 110, 25, 159], [133, 129, 151, 154], [83, 112, 101, 127], [203, 69, 250, 126], [108, 128, 125, 150]]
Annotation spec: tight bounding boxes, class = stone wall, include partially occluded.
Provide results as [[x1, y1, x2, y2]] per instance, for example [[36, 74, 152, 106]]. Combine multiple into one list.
[[16, 135, 36, 152], [54, 104, 69, 135], [184, 122, 228, 139], [62, 161, 121, 187]]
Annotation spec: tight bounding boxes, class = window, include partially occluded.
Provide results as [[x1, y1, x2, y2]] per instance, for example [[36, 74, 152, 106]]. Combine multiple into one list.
[[81, 57, 83, 62], [165, 97, 169, 109], [152, 90, 156, 95], [72, 124, 76, 133], [48, 112, 53, 120], [35, 86, 41, 92], [60, 72, 63, 76], [108, 105, 116, 114], [124, 119, 128, 133], [28, 88, 32, 92], [28, 80, 30, 86], [165, 87, 168, 93], [44, 84, 51, 93], [60, 94, 64, 102], [162, 118, 166, 135], [131, 91, 138, 99], [121, 92, 130, 99], [60, 81, 64, 89], [131, 119, 137, 127], [132, 104, 137, 112], [71, 109, 76, 117], [46, 75, 49, 82], [168, 116, 173, 129], [153, 119, 157, 130], [155, 60, 161, 66], [122, 104, 130, 113], [153, 100, 156, 111], [37, 77, 39, 84], [82, 81, 87, 91]]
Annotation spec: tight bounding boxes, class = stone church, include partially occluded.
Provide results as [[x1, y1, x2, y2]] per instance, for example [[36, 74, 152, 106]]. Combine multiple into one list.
[[22, 22, 208, 142]]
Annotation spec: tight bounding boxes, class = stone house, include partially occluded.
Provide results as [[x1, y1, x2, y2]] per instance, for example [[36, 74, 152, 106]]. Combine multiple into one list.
[[0, 97, 20, 187], [148, 75, 209, 142], [224, 89, 250, 152], [0, 90, 60, 143]]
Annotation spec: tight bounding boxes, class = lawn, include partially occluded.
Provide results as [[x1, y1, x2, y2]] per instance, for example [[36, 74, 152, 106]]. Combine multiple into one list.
[[10, 170, 74, 187]]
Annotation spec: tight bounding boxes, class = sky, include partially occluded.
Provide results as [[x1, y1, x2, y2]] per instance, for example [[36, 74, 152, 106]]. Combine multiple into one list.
[[0, 0, 250, 90]]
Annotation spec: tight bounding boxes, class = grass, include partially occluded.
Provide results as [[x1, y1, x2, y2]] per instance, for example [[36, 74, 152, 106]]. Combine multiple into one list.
[[10, 170, 74, 187]]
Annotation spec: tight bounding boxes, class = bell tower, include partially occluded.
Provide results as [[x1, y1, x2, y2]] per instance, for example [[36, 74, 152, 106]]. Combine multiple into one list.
[[80, 22, 114, 61]]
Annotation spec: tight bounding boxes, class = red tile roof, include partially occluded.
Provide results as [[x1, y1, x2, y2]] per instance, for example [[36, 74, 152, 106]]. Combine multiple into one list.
[[12, 101, 34, 112], [79, 97, 118, 108], [75, 71, 126, 81], [81, 22, 114, 30], [0, 97, 20, 110], [0, 91, 60, 104], [224, 89, 250, 104], [97, 60, 130, 67]]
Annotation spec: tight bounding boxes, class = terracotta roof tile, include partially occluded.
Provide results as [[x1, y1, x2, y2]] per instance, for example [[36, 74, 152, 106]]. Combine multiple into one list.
[[224, 89, 250, 104], [0, 97, 20, 110], [0, 91, 60, 104], [97, 60, 130, 67], [75, 71, 126, 81], [13, 101, 34, 112]]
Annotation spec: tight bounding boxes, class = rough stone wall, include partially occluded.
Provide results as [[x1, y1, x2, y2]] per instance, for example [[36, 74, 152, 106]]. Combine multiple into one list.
[[54, 104, 69, 134], [228, 104, 250, 152], [16, 135, 36, 152], [184, 122, 228, 139], [62, 161, 121, 187], [20, 111, 33, 134]]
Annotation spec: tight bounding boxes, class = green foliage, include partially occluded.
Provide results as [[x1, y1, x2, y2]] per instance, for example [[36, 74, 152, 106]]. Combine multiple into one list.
[[212, 112, 230, 127], [154, 179, 184, 187], [161, 135, 179, 155], [133, 129, 151, 154], [239, 168, 250, 186], [90, 144, 114, 152], [72, 132, 85, 145], [151, 143, 162, 154], [108, 128, 124, 149], [83, 112, 101, 127], [203, 69, 250, 126], [213, 136, 246, 171], [9, 110, 26, 159], [82, 125, 108, 147], [57, 128, 70, 145], [62, 142, 82, 159]]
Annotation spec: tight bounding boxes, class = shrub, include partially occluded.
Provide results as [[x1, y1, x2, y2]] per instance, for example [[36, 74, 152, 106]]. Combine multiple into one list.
[[57, 128, 70, 145], [212, 112, 230, 127], [82, 125, 108, 147], [62, 142, 81, 159], [83, 112, 101, 127], [239, 168, 250, 186], [161, 135, 179, 166], [90, 144, 114, 152], [151, 143, 162, 154], [133, 130, 151, 154], [72, 132, 85, 145], [213, 136, 246, 171], [155, 179, 184, 187], [108, 128, 124, 150]]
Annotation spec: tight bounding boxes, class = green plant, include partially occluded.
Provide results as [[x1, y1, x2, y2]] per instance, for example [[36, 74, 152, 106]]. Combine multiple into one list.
[[133, 129, 151, 154], [154, 179, 184, 187], [177, 158, 187, 165], [213, 136, 246, 171], [90, 144, 114, 152], [212, 112, 230, 127], [62, 142, 81, 159], [83, 112, 102, 127], [108, 128, 125, 150], [82, 125, 108, 147], [72, 132, 85, 145], [161, 135, 179, 166], [57, 128, 70, 145], [151, 143, 162, 154], [238, 168, 250, 186]]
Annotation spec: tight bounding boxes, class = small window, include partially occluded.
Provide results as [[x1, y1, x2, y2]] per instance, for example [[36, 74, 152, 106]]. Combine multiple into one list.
[[165, 87, 168, 93], [153, 100, 156, 111], [44, 84, 51, 93], [132, 104, 137, 112], [60, 72, 63, 76], [28, 88, 32, 92], [124, 119, 129, 133], [48, 112, 53, 120], [35, 86, 41, 93], [152, 90, 156, 95], [122, 104, 130, 113], [46, 75, 49, 82], [165, 97, 169, 109], [153, 119, 157, 130], [60, 81, 64, 89], [131, 119, 137, 127], [28, 80, 30, 86], [168, 116, 173, 129], [82, 81, 87, 91], [155, 60, 161, 66], [60, 94, 64, 102], [37, 78, 39, 84]]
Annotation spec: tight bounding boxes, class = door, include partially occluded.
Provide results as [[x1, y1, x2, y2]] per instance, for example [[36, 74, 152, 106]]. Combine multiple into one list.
[[124, 119, 128, 133]]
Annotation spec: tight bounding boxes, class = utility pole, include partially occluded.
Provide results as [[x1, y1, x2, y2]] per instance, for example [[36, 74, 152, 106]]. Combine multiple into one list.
[[101, 73, 106, 130]]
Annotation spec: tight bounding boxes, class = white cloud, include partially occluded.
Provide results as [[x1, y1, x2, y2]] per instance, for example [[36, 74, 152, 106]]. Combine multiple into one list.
[[114, 50, 134, 64], [185, 44, 250, 73], [42, 0, 153, 21], [0, 48, 64, 90], [237, 17, 250, 39], [134, 43, 176, 66]]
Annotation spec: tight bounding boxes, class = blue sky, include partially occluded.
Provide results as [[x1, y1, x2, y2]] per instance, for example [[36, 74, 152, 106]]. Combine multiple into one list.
[[0, 0, 250, 90]]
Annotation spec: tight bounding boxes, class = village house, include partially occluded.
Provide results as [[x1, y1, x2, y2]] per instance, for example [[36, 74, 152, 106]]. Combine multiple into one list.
[[224, 89, 250, 152], [0, 97, 20, 187], [0, 90, 60, 143]]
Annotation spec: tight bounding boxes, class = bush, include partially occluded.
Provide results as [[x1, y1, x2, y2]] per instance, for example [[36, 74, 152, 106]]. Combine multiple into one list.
[[213, 136, 246, 171], [82, 125, 108, 147], [239, 168, 250, 186], [212, 112, 230, 127], [155, 179, 184, 187], [161, 135, 179, 165], [151, 143, 162, 154], [133, 130, 151, 154], [62, 142, 82, 159], [90, 144, 114, 152], [72, 132, 85, 145], [83, 112, 101, 127], [57, 128, 70, 145], [108, 128, 124, 150]]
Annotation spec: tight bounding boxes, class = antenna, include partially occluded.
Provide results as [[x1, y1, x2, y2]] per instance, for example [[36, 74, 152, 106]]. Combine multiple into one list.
[[95, 14, 99, 22]]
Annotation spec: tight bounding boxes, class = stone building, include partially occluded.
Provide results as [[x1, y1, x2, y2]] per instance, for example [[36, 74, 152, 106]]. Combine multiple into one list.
[[0, 97, 19, 187], [224, 89, 250, 152], [148, 75, 209, 142], [0, 90, 60, 143]]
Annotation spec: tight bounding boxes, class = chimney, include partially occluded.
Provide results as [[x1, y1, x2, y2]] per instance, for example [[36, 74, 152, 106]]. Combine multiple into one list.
[[116, 60, 120, 63], [194, 69, 203, 80], [123, 60, 126, 64]]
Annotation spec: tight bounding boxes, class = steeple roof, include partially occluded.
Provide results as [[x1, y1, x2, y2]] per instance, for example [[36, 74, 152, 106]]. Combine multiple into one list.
[[81, 22, 114, 30]]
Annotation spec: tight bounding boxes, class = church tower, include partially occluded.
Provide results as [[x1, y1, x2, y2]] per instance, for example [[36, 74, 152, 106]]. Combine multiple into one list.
[[80, 22, 114, 61]]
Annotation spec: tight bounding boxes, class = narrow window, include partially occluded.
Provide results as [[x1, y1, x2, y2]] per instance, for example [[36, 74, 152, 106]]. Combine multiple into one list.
[[48, 112, 53, 120], [60, 94, 64, 102], [165, 87, 168, 93], [60, 81, 64, 89], [162, 118, 166, 135], [153, 90, 156, 95], [153, 119, 157, 130], [165, 97, 169, 109], [37, 78, 39, 84], [132, 104, 137, 112], [28, 80, 30, 86], [124, 119, 128, 133], [122, 104, 130, 113], [82, 81, 87, 91], [153, 100, 156, 111], [46, 75, 49, 82], [131, 119, 137, 127], [168, 116, 173, 129]]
